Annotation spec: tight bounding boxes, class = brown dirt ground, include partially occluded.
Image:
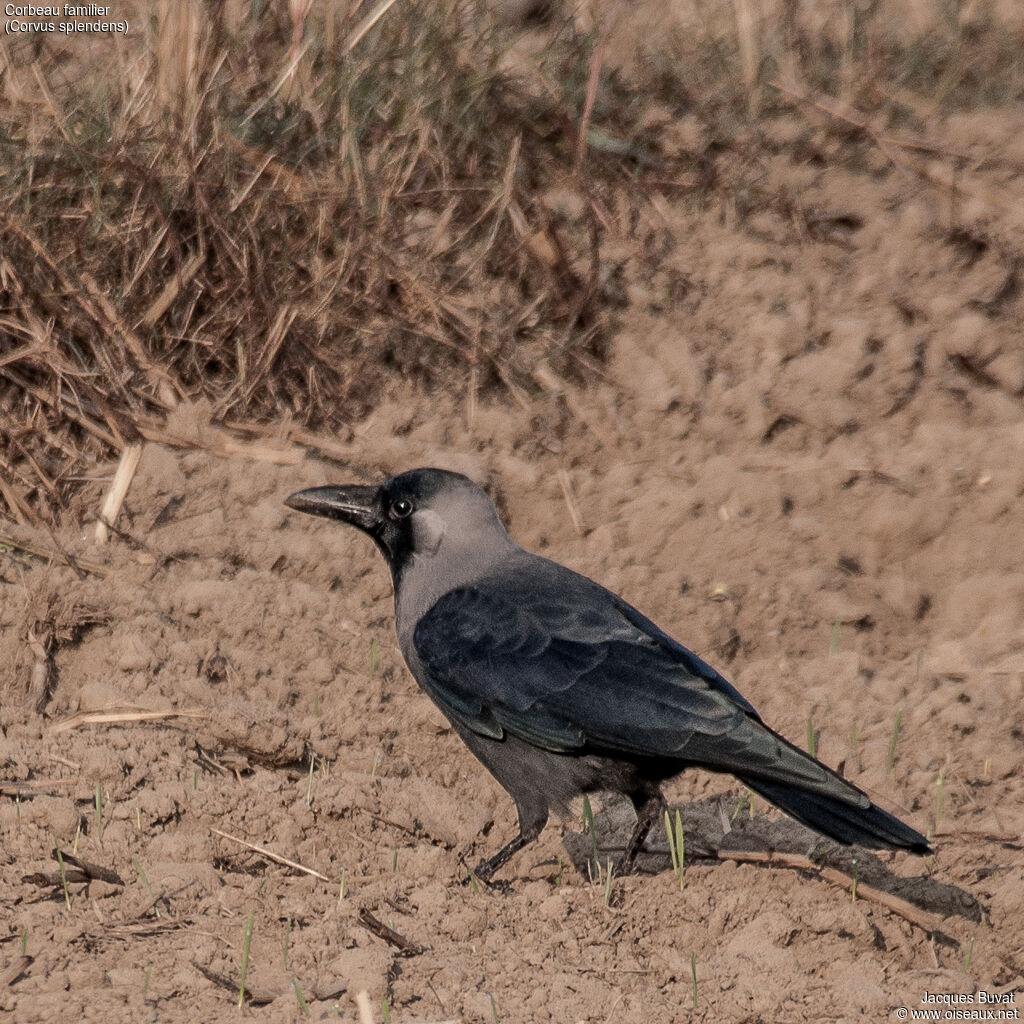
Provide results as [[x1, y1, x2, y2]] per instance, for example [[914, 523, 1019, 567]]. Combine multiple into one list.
[[3, 109, 1024, 1024]]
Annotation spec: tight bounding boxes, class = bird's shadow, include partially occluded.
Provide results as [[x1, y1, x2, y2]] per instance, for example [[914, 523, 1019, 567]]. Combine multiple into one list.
[[561, 796, 984, 928]]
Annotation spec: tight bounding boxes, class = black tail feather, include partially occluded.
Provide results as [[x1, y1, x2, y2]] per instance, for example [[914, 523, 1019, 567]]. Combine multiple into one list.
[[739, 776, 932, 854]]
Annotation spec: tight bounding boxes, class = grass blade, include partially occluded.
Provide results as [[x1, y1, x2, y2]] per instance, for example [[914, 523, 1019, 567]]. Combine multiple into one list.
[[293, 978, 310, 1017], [582, 795, 600, 876], [55, 848, 71, 911], [664, 809, 685, 890], [886, 709, 903, 774], [132, 857, 160, 918], [238, 908, 254, 1008]]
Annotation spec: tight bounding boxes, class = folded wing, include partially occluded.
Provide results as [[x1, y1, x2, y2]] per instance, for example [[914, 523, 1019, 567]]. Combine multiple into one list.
[[413, 572, 860, 805]]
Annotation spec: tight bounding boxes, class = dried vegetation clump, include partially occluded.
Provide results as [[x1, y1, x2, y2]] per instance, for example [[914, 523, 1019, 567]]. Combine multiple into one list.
[[0, 1, 630, 525], [1, 0, 1023, 526]]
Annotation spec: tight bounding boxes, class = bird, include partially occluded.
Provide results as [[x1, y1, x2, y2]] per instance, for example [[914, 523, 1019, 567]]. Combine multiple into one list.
[[285, 467, 931, 882]]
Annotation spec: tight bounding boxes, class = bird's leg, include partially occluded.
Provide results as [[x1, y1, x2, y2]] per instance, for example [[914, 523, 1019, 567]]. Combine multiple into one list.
[[464, 805, 548, 885], [468, 833, 530, 885], [617, 791, 666, 875]]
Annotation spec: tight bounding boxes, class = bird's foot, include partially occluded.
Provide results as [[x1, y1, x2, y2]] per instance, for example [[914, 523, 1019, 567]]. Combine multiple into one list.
[[459, 859, 491, 889], [616, 793, 665, 877], [458, 854, 513, 892], [458, 827, 535, 888]]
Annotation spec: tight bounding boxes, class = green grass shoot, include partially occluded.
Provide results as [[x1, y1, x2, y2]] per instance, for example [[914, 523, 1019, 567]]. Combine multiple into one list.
[[886, 709, 903, 774], [193, 768, 199, 790], [305, 751, 316, 806], [20, 927, 28, 955], [731, 789, 753, 821], [851, 859, 859, 902], [338, 868, 346, 904], [849, 719, 859, 746], [369, 636, 379, 678], [690, 952, 698, 1009], [806, 717, 818, 758], [143, 966, 152, 998], [963, 935, 975, 972], [582, 795, 600, 875], [133, 857, 160, 918], [381, 998, 392, 1023], [488, 992, 499, 1023], [293, 979, 310, 1018], [603, 858, 614, 906], [934, 768, 945, 832], [664, 809, 685, 890], [731, 792, 745, 821], [238, 907, 255, 1008], [313, 692, 321, 717], [94, 781, 103, 841], [829, 619, 841, 656], [283, 917, 292, 970], [55, 847, 71, 910]]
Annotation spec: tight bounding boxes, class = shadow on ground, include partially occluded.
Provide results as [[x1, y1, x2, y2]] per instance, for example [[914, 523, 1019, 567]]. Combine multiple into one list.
[[562, 796, 984, 931]]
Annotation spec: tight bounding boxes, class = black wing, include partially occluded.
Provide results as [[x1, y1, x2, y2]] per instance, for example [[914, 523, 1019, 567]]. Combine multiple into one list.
[[412, 570, 843, 796]]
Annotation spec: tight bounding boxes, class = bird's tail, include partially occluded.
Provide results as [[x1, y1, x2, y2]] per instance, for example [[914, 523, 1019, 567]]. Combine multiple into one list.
[[738, 774, 932, 854]]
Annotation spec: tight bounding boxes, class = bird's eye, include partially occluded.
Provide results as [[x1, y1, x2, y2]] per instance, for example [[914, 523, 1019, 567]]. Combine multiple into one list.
[[390, 498, 414, 519]]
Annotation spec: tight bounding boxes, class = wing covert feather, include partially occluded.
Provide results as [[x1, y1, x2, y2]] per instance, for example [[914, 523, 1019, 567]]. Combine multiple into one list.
[[412, 580, 751, 758]]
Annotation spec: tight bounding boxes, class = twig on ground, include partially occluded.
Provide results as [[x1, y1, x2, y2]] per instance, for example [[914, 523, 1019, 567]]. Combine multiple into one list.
[[194, 960, 346, 1006], [0, 530, 109, 577], [357, 907, 426, 956], [355, 989, 375, 1024], [0, 778, 77, 797], [47, 707, 206, 734], [52, 849, 125, 887], [210, 827, 331, 882], [95, 442, 143, 543]]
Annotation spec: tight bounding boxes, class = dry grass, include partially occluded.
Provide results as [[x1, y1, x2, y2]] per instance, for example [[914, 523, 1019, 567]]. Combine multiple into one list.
[[0, 1, 627, 522], [1, 0, 1022, 527]]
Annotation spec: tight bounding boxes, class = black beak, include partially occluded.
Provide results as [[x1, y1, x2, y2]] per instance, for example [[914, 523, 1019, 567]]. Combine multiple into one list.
[[284, 485, 382, 533]]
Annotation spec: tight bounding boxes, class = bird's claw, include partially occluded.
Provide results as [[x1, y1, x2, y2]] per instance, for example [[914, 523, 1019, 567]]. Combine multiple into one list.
[[458, 855, 493, 889], [458, 856, 516, 892]]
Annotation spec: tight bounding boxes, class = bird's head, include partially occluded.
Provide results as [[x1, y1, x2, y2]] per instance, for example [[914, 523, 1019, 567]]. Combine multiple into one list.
[[285, 467, 512, 579]]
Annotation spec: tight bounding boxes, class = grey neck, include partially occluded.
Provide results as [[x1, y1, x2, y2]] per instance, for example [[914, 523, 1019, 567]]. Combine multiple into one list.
[[393, 535, 520, 655]]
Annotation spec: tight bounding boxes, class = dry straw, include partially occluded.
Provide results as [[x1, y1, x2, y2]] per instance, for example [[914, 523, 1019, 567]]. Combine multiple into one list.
[[1, 1, 1022, 529]]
